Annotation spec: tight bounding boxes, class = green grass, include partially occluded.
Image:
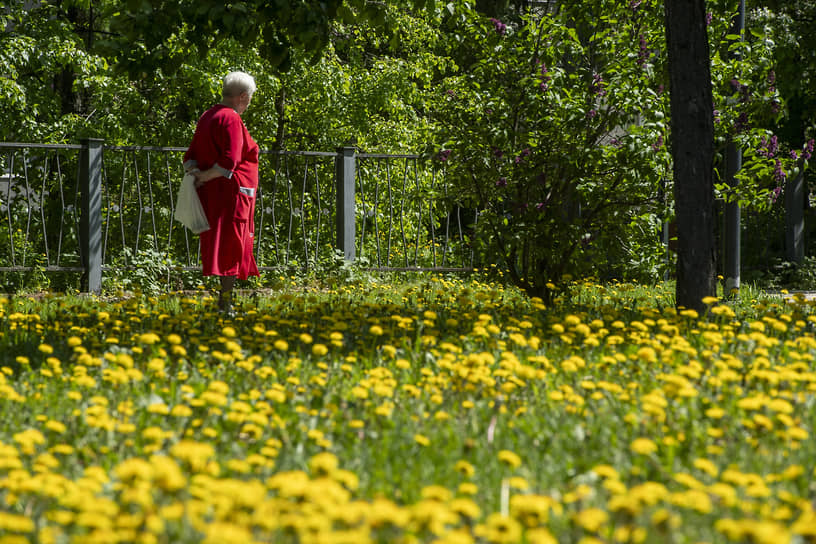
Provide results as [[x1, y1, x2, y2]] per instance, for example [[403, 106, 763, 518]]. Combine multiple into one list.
[[1, 276, 815, 543]]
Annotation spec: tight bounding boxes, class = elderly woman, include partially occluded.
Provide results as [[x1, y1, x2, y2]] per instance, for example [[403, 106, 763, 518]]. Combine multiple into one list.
[[183, 71, 260, 314]]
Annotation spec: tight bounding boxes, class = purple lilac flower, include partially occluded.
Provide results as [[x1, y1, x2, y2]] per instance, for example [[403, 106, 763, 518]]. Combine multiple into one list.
[[758, 135, 779, 159], [630, 0, 642, 10], [446, 89, 456, 97], [652, 135, 664, 151], [739, 84, 750, 104], [771, 100, 781, 114], [771, 186, 782, 204], [791, 150, 799, 160], [730, 78, 740, 91], [802, 139, 814, 161], [489, 18, 506, 36], [539, 61, 551, 90], [437, 149, 452, 162], [586, 109, 598, 119], [496, 177, 507, 187], [774, 159, 786, 182], [590, 72, 606, 96], [713, 109, 721, 123], [536, 202, 546, 211], [492, 147, 504, 158], [638, 35, 648, 67], [515, 148, 531, 164], [735, 112, 749, 133], [706, 12, 713, 26]]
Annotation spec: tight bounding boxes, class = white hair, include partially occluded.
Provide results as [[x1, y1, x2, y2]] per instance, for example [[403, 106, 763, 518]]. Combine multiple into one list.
[[222, 71, 257, 99]]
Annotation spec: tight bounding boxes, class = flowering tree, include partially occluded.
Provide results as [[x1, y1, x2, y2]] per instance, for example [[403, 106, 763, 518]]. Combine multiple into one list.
[[431, 0, 809, 300], [432, 1, 673, 298]]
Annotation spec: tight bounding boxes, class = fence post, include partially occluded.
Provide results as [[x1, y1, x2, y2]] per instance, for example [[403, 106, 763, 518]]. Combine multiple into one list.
[[723, 0, 745, 298], [785, 170, 805, 264], [79, 138, 103, 293], [723, 139, 742, 296], [336, 146, 356, 262]]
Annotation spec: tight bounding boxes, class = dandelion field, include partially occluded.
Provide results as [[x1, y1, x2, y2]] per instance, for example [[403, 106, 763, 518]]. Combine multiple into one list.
[[1, 277, 816, 544]]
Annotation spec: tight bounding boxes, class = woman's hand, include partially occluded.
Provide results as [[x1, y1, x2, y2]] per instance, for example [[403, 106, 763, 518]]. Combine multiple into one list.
[[193, 168, 221, 188]]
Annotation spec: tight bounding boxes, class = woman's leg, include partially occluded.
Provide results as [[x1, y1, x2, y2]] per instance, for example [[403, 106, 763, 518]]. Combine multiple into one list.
[[218, 275, 236, 312]]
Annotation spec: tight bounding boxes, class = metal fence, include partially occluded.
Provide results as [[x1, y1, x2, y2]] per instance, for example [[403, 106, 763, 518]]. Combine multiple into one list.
[[0, 140, 477, 291]]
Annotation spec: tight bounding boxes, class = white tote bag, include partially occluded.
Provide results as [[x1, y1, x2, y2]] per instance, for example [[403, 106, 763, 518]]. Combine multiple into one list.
[[174, 173, 210, 234]]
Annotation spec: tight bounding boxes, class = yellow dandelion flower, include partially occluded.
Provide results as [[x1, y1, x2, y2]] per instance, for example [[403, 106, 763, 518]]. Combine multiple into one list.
[[497, 450, 522, 469], [44, 420, 66, 434], [693, 458, 719, 477], [630, 437, 657, 455], [573, 507, 609, 532], [458, 482, 478, 495], [309, 452, 339, 476], [636, 346, 657, 363], [479, 513, 522, 544], [421, 485, 452, 502], [450, 498, 481, 521], [526, 528, 558, 544], [454, 460, 475, 478], [138, 332, 160, 345], [593, 464, 619, 479], [414, 434, 430, 446], [0, 512, 35, 533]]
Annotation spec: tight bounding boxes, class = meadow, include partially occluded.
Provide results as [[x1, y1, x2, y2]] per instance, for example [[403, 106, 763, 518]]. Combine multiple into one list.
[[1, 275, 815, 544]]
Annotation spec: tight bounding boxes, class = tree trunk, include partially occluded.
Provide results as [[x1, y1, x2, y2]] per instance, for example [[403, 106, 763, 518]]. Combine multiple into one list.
[[664, 0, 717, 311]]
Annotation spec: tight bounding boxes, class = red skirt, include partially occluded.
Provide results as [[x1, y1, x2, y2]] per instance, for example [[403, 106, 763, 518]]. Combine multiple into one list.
[[198, 179, 259, 280]]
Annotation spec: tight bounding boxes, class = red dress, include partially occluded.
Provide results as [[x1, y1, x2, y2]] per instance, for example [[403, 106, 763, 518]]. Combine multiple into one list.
[[184, 104, 260, 280]]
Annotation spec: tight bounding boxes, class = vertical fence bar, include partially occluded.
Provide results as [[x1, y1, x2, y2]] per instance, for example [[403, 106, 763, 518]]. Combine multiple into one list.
[[336, 146, 356, 262], [723, 0, 745, 297], [786, 170, 805, 264], [723, 141, 742, 296], [79, 138, 103, 292], [4, 152, 17, 267]]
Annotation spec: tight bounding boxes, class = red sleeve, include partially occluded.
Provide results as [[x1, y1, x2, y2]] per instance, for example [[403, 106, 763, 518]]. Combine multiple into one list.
[[213, 112, 244, 174]]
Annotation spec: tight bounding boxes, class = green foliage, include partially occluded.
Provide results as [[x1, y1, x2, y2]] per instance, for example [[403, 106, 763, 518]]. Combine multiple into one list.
[[430, 0, 671, 298], [1, 0, 815, 293], [751, 0, 816, 145], [707, 5, 809, 210], [103, 0, 430, 75], [769, 257, 816, 291]]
